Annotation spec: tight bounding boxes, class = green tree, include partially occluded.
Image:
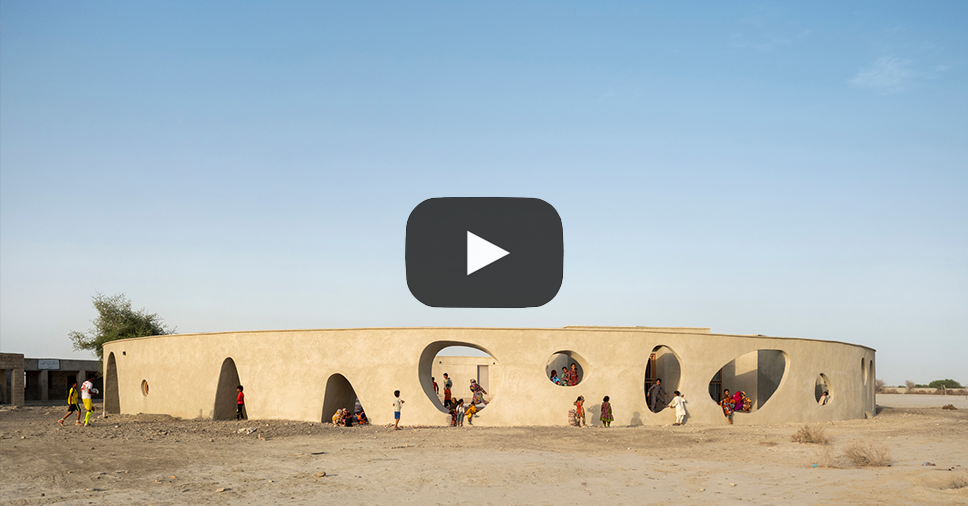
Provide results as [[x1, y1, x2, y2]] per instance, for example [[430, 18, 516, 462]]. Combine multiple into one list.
[[69, 293, 175, 369], [928, 379, 963, 389]]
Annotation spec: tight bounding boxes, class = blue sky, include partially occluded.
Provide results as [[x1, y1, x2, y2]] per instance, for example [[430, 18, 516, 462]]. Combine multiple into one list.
[[1, 2, 965, 386]]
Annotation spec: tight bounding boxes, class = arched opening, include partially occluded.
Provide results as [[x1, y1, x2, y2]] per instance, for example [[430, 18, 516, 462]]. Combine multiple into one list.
[[214, 358, 242, 420], [420, 341, 499, 415], [708, 350, 788, 412], [321, 373, 364, 424], [815, 373, 832, 405], [545, 350, 587, 387], [104, 352, 120, 414], [644, 345, 681, 413], [862, 358, 868, 384]]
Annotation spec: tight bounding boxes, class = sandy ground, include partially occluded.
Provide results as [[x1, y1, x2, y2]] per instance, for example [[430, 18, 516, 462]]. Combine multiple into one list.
[[1, 399, 967, 505]]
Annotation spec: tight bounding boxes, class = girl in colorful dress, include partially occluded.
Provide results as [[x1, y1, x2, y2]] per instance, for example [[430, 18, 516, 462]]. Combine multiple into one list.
[[600, 396, 613, 427], [566, 364, 579, 386], [720, 389, 734, 424], [550, 370, 562, 385], [574, 395, 586, 427], [732, 390, 744, 412], [465, 402, 478, 424], [469, 379, 488, 405]]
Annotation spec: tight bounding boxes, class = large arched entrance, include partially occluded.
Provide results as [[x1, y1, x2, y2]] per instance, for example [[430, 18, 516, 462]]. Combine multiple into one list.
[[644, 345, 681, 413], [708, 350, 788, 412], [104, 352, 120, 414], [419, 341, 499, 414], [214, 358, 242, 420], [321, 373, 362, 423]]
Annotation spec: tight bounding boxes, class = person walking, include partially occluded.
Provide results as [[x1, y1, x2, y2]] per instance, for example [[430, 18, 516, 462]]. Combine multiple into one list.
[[648, 378, 667, 413], [668, 391, 687, 425], [58, 380, 82, 426], [432, 377, 439, 395], [80, 377, 99, 426], [393, 390, 404, 430]]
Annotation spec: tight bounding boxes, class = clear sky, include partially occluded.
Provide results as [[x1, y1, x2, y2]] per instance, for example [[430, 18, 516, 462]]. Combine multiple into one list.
[[1, 2, 965, 386]]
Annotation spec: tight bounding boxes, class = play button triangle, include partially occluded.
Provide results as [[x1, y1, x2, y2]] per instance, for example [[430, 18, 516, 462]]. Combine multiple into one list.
[[467, 231, 510, 275]]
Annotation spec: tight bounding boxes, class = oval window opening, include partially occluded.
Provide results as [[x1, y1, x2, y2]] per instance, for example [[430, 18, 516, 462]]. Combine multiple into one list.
[[420, 342, 500, 421], [862, 358, 867, 384], [708, 350, 788, 414], [141, 380, 149, 397], [545, 351, 587, 387], [816, 374, 832, 406], [644, 346, 681, 413]]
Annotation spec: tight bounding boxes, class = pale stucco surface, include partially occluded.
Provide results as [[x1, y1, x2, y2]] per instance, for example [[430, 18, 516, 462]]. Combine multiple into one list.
[[102, 326, 876, 427]]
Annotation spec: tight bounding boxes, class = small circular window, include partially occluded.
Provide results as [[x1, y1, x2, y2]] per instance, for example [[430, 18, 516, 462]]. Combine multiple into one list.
[[545, 351, 587, 387], [141, 380, 149, 396]]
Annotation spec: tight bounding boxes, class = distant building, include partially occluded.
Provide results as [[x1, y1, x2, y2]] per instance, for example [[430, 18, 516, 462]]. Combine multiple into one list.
[[0, 354, 101, 406]]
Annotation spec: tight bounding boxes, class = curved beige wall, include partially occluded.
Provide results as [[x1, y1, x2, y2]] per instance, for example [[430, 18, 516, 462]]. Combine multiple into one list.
[[103, 327, 876, 426]]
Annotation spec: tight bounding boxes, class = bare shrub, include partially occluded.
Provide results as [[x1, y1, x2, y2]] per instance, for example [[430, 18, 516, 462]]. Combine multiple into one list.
[[905, 380, 915, 392], [875, 379, 886, 393], [842, 441, 891, 467], [814, 444, 837, 468], [792, 425, 828, 444], [942, 404, 957, 410]]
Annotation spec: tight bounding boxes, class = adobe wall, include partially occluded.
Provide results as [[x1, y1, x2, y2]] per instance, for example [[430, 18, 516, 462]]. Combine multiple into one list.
[[102, 327, 876, 427]]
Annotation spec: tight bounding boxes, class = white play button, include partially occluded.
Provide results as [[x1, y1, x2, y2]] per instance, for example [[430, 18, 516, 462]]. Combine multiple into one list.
[[467, 231, 510, 275]]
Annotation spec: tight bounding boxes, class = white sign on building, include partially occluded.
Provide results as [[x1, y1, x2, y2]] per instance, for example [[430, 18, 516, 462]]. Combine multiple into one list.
[[37, 359, 60, 370]]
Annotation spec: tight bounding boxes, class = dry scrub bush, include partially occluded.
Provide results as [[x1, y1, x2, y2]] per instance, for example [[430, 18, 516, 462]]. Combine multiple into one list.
[[842, 441, 891, 467], [942, 404, 957, 410], [814, 445, 838, 468], [791, 425, 828, 444]]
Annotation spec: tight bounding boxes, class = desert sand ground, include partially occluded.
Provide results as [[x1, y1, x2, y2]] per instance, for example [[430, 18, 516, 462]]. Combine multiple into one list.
[[1, 395, 966, 505]]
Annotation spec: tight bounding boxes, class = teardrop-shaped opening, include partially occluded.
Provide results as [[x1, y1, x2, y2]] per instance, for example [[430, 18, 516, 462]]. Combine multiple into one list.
[[104, 352, 120, 414], [214, 358, 242, 420], [644, 345, 681, 413], [322, 373, 366, 425], [708, 350, 787, 413], [420, 342, 500, 416], [816, 373, 832, 406]]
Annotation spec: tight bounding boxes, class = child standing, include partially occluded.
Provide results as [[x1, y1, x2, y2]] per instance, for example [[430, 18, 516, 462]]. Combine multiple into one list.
[[668, 391, 687, 426], [393, 390, 404, 430], [574, 396, 586, 427], [236, 385, 246, 420], [599, 396, 613, 427]]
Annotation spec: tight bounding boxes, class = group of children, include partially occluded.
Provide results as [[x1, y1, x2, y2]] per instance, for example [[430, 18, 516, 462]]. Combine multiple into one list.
[[571, 391, 688, 427], [56, 378, 99, 427], [331, 406, 369, 426]]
